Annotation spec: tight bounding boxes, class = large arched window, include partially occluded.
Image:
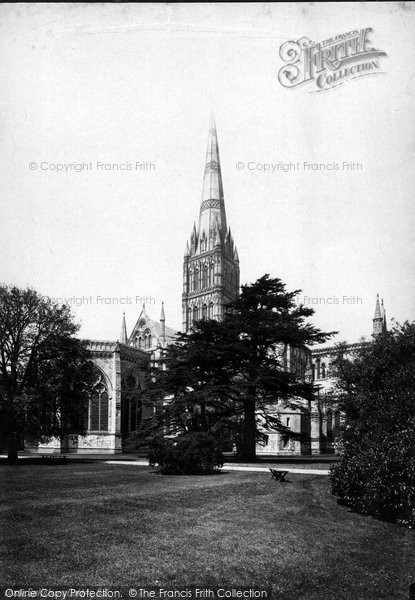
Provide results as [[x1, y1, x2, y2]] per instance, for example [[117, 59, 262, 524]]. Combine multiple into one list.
[[202, 304, 207, 320], [209, 302, 214, 319], [89, 374, 109, 432], [193, 305, 199, 323], [193, 269, 198, 292]]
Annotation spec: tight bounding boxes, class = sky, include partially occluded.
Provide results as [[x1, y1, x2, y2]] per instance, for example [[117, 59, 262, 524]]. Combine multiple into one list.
[[1, 3, 414, 346]]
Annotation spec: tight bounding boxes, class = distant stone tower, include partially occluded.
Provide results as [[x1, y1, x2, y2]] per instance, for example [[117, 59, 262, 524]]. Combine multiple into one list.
[[182, 115, 240, 332], [373, 294, 387, 337]]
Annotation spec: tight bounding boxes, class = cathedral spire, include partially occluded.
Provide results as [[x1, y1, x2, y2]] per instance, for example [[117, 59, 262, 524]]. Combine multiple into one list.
[[199, 114, 227, 238], [182, 116, 240, 332], [120, 312, 128, 344]]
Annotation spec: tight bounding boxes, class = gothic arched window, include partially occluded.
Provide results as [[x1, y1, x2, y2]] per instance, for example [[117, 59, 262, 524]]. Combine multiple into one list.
[[202, 304, 207, 320], [193, 305, 199, 323], [143, 329, 151, 349], [89, 374, 109, 432], [193, 269, 198, 292], [209, 302, 214, 319]]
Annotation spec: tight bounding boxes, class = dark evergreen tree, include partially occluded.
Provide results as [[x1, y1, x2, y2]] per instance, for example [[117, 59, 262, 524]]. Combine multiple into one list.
[[146, 275, 334, 460]]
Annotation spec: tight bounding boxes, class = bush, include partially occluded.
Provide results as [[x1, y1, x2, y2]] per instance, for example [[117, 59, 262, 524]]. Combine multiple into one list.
[[331, 422, 415, 527], [148, 432, 224, 475], [330, 323, 415, 527]]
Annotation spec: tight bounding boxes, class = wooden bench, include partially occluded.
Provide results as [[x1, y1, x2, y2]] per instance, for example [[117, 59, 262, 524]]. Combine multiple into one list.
[[269, 468, 289, 482]]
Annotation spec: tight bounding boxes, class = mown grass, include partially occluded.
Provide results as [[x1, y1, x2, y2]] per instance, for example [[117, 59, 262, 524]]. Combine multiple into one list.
[[0, 462, 413, 599]]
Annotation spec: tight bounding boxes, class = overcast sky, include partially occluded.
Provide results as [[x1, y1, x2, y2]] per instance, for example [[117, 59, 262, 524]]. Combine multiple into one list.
[[1, 3, 414, 346]]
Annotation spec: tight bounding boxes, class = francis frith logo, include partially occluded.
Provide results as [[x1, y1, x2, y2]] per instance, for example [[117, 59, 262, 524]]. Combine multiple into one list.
[[278, 27, 387, 91]]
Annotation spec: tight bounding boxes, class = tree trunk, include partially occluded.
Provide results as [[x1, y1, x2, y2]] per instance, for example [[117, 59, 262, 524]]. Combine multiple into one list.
[[7, 431, 19, 462], [240, 397, 257, 461]]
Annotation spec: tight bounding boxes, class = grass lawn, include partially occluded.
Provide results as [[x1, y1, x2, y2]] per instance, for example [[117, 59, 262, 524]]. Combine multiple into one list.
[[1, 462, 414, 599]]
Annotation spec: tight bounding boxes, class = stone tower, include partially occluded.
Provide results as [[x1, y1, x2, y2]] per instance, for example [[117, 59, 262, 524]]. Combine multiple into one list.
[[182, 115, 240, 332]]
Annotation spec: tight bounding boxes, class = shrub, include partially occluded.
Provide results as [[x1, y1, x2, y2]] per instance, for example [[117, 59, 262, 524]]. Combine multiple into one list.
[[330, 323, 415, 527], [148, 432, 224, 475], [331, 422, 415, 527]]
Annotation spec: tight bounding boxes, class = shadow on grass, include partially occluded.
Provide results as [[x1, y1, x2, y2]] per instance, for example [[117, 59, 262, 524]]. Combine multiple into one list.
[[149, 469, 227, 476], [0, 457, 94, 466], [334, 495, 412, 528]]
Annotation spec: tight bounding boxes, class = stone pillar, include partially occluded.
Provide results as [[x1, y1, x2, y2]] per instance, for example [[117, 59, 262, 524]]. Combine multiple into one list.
[[310, 410, 321, 455], [113, 347, 122, 453]]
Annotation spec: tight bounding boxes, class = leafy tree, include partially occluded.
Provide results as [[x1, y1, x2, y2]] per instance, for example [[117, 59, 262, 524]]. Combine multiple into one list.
[[330, 322, 415, 526], [146, 275, 333, 460], [0, 285, 95, 461]]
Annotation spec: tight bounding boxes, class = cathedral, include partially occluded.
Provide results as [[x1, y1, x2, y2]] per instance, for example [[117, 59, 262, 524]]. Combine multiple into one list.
[[26, 117, 387, 456]]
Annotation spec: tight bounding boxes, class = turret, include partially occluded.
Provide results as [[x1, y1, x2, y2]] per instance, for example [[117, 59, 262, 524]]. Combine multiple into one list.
[[381, 298, 387, 334], [119, 312, 128, 344], [373, 294, 384, 337], [160, 302, 166, 345]]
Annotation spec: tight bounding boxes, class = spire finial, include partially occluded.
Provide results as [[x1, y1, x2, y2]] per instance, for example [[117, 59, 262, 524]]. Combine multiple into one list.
[[381, 298, 387, 333], [120, 312, 128, 344], [373, 294, 383, 337], [160, 302, 166, 344], [374, 294, 382, 319]]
